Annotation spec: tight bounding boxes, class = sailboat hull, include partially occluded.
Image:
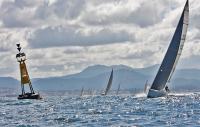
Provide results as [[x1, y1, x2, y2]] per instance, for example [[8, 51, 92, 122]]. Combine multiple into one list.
[[147, 89, 167, 98]]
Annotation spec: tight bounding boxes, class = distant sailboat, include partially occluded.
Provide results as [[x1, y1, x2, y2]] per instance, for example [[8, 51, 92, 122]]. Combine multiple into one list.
[[144, 80, 148, 93], [147, 0, 189, 98], [116, 84, 120, 95], [101, 69, 113, 95], [80, 87, 84, 97], [87, 88, 92, 95]]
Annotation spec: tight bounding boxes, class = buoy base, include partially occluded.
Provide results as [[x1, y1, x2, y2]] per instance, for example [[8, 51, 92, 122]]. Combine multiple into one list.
[[18, 93, 42, 100]]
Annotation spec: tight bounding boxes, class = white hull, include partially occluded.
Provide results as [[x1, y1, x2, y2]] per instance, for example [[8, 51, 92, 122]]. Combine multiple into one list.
[[147, 89, 167, 98]]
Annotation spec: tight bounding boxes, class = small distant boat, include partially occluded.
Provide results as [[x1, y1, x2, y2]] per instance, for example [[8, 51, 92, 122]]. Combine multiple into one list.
[[80, 87, 84, 97], [101, 69, 113, 95], [16, 44, 42, 100], [147, 0, 189, 98], [144, 80, 149, 93], [116, 84, 120, 95], [88, 88, 93, 96]]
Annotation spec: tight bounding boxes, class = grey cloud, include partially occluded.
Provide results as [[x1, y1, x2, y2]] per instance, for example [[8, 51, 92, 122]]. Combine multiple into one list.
[[121, 50, 156, 59], [14, 0, 41, 8], [28, 25, 132, 48], [0, 47, 9, 52], [191, 12, 200, 30], [83, 0, 178, 27], [0, 0, 38, 27], [128, 1, 166, 27], [190, 29, 200, 40], [88, 0, 122, 5], [0, 33, 17, 52], [0, 0, 85, 28], [28, 51, 46, 60], [63, 47, 87, 54], [53, 0, 85, 19], [0, 67, 15, 75], [31, 64, 64, 72], [2, 15, 34, 28], [180, 55, 200, 69], [34, 0, 85, 20]]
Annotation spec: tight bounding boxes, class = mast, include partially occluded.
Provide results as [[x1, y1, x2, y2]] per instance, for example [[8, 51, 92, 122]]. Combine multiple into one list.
[[16, 44, 35, 95], [149, 0, 189, 91]]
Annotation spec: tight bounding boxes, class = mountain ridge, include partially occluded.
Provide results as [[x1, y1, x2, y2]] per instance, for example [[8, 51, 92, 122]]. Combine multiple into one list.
[[1, 64, 200, 91]]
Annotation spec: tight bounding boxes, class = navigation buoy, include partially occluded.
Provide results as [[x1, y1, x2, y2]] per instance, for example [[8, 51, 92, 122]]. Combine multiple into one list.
[[16, 43, 42, 99]]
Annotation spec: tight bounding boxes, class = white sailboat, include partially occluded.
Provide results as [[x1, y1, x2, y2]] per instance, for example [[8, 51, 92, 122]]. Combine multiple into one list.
[[147, 0, 189, 98]]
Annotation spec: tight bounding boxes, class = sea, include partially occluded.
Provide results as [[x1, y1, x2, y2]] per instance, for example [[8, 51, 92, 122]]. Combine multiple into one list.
[[1, 91, 200, 127]]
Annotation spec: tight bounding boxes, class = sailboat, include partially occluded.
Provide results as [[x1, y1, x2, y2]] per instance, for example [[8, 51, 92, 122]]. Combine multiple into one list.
[[80, 87, 84, 97], [101, 69, 113, 95], [147, 0, 189, 98], [116, 84, 120, 95], [144, 80, 148, 93], [16, 44, 42, 99]]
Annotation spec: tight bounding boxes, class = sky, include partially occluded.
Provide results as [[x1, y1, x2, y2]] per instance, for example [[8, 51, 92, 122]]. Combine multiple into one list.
[[0, 0, 199, 79]]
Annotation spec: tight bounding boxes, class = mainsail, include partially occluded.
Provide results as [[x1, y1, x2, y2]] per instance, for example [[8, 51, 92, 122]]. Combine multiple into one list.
[[148, 0, 189, 93], [102, 69, 113, 95]]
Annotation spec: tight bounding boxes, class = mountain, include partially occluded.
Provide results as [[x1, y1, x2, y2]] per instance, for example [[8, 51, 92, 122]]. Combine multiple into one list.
[[0, 77, 19, 88], [32, 65, 148, 91], [31, 64, 200, 91], [1, 64, 200, 91]]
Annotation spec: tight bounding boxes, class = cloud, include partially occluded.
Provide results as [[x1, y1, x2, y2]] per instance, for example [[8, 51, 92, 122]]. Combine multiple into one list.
[[0, 29, 28, 52], [28, 25, 132, 48], [0, 0, 200, 78], [0, 0, 41, 28], [179, 55, 200, 69], [34, 0, 86, 22], [81, 0, 179, 27], [0, 0, 85, 28]]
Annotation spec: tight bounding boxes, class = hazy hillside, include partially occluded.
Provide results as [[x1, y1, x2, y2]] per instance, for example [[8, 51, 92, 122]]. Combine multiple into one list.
[[0, 77, 19, 88], [1, 64, 200, 91], [32, 64, 200, 91], [33, 65, 149, 90]]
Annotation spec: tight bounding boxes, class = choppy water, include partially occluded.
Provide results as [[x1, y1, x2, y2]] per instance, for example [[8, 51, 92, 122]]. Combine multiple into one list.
[[1, 92, 200, 127]]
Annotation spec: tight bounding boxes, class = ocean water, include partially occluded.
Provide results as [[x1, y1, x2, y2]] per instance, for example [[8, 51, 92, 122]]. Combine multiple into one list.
[[0, 92, 200, 127]]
